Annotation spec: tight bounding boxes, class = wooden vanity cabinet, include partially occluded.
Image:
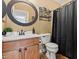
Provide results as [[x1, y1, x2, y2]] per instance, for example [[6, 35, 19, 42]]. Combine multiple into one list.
[[3, 49, 21, 59], [2, 37, 40, 59], [24, 45, 39, 59]]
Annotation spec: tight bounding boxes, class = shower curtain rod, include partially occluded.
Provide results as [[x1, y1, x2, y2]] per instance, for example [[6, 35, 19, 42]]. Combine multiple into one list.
[[53, 0, 76, 11]]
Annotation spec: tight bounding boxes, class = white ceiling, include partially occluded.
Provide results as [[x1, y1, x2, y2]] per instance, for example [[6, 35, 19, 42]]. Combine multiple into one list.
[[49, 0, 72, 5], [53, 0, 65, 4]]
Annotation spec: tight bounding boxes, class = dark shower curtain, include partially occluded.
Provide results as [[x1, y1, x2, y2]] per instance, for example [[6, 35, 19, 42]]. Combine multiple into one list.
[[51, 1, 77, 59]]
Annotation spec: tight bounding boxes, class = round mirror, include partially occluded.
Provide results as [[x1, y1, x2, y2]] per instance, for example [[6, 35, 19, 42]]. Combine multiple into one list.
[[2, 0, 6, 18], [7, 1, 38, 26]]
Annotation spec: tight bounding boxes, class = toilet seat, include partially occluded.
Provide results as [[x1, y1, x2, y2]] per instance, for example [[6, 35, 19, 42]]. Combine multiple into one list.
[[46, 42, 58, 48], [46, 42, 58, 53]]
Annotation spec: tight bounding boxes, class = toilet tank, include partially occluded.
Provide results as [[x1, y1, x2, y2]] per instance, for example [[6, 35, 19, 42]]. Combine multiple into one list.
[[40, 33, 51, 44]]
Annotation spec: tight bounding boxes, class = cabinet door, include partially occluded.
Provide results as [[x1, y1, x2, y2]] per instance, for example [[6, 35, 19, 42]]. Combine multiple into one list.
[[24, 45, 39, 59], [3, 49, 21, 59]]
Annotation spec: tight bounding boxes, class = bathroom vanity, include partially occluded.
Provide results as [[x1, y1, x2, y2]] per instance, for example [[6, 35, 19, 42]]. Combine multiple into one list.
[[3, 37, 40, 59], [2, 33, 50, 59]]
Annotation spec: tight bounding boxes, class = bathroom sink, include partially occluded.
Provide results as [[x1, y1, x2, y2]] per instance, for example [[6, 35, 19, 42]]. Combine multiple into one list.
[[3, 32, 38, 42], [2, 31, 38, 40], [5, 31, 33, 36]]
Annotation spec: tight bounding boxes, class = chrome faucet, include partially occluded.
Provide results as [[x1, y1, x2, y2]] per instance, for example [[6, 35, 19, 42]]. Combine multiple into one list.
[[19, 30, 25, 35]]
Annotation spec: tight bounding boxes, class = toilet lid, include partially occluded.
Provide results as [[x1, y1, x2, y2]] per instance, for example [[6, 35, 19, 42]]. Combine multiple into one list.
[[46, 42, 58, 48]]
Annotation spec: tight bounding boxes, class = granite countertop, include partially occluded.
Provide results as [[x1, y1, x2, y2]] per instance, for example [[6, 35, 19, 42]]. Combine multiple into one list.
[[2, 33, 50, 42]]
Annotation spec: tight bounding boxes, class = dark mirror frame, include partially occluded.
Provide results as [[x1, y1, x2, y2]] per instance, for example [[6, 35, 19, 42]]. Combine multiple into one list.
[[7, 0, 38, 26], [2, 0, 6, 18]]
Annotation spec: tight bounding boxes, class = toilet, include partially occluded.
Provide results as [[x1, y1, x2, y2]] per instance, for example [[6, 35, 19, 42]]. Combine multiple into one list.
[[40, 34, 58, 59]]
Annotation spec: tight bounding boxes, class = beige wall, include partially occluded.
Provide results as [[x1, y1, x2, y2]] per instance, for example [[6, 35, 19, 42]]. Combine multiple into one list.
[[3, 0, 61, 34]]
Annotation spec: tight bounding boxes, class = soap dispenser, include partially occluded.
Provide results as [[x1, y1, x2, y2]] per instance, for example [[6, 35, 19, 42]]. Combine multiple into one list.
[[32, 27, 35, 34]]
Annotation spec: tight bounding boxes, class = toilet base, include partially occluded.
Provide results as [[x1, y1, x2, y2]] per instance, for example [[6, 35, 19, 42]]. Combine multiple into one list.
[[46, 52, 56, 59]]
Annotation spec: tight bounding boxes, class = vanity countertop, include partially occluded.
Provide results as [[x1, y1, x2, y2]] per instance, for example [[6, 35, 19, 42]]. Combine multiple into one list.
[[2, 33, 50, 42]]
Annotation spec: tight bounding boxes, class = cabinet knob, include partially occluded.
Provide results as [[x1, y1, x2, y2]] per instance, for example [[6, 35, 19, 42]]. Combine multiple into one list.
[[39, 41, 41, 43], [19, 48, 21, 52], [24, 48, 27, 50]]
